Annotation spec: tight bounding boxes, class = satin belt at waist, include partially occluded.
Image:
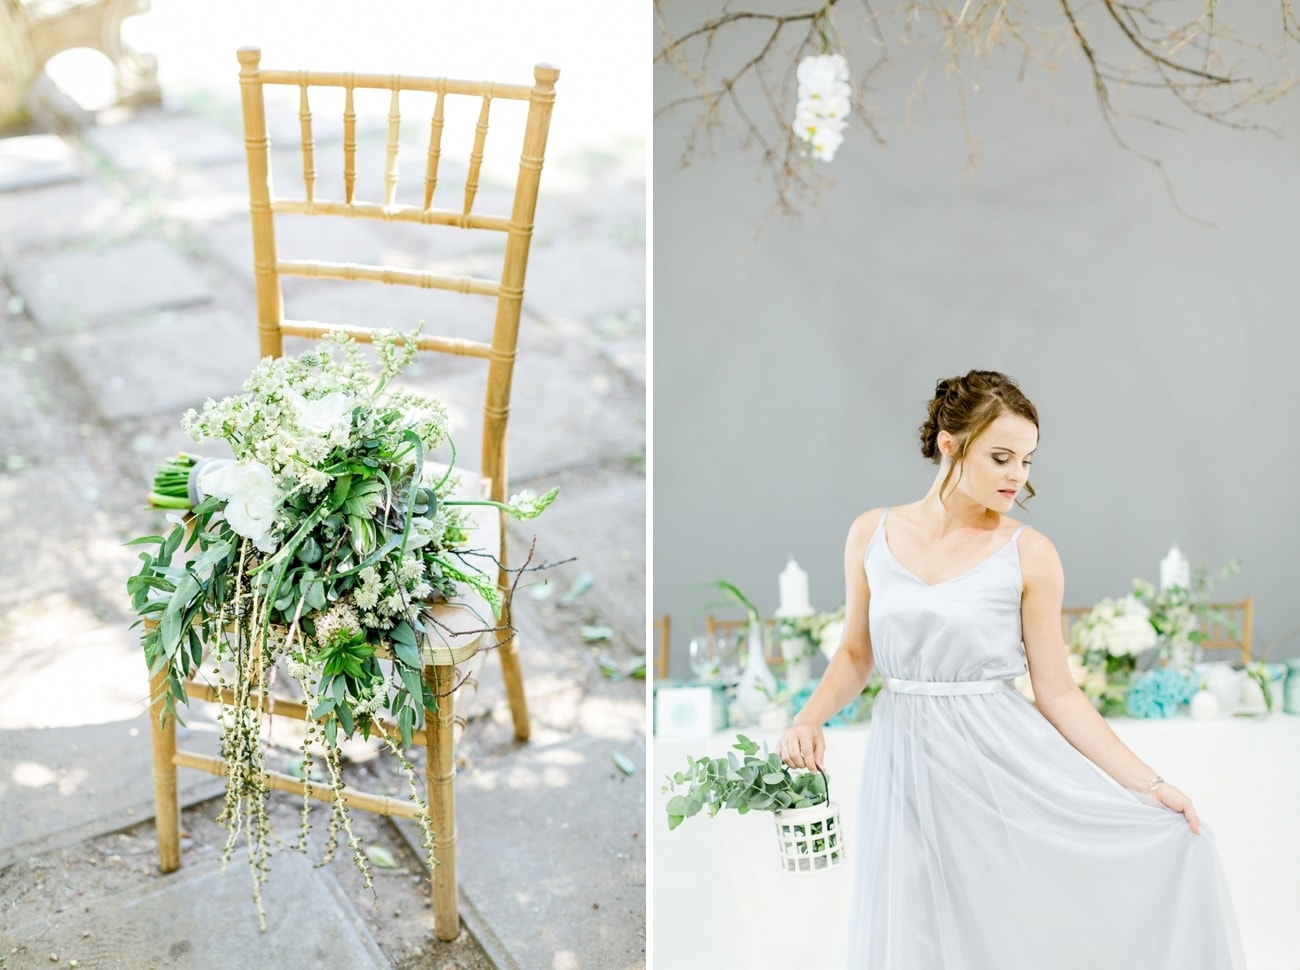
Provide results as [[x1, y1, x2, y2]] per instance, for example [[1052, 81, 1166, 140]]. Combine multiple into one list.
[[882, 676, 1016, 695]]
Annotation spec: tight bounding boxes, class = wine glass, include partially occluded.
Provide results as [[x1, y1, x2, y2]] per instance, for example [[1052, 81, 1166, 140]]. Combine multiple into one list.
[[688, 633, 720, 682], [716, 630, 741, 685]]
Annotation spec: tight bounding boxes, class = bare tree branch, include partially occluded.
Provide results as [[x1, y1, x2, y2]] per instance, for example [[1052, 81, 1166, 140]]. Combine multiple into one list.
[[655, 0, 1300, 218]]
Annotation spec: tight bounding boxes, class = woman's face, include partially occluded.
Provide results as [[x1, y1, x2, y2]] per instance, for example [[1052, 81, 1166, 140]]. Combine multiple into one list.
[[940, 412, 1038, 511]]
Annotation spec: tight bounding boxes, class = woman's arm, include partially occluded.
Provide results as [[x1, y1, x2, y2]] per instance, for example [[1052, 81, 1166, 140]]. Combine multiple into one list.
[[1019, 529, 1203, 833], [778, 509, 879, 771]]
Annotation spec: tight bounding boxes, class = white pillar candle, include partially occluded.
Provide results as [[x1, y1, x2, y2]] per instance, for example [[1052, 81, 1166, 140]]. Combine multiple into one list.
[[778, 557, 812, 616]]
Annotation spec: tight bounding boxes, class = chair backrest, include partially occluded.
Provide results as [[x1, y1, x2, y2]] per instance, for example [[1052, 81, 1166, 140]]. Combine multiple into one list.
[[1060, 606, 1092, 644], [654, 614, 670, 680], [1200, 597, 1253, 664], [1063, 599, 1253, 664], [235, 46, 559, 510], [705, 615, 781, 665]]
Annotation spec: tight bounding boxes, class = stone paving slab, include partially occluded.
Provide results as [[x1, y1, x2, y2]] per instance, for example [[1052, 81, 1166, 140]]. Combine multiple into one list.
[[196, 211, 479, 291], [392, 344, 645, 486], [0, 471, 141, 612], [394, 732, 646, 970], [524, 235, 646, 325], [61, 305, 260, 421], [0, 714, 223, 871], [5, 238, 213, 332], [0, 179, 138, 255], [0, 134, 85, 192], [3, 847, 389, 970], [83, 112, 248, 176], [504, 467, 647, 655]]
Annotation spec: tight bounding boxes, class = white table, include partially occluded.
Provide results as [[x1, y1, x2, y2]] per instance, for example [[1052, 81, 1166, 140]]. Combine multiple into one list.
[[652, 715, 1300, 970]]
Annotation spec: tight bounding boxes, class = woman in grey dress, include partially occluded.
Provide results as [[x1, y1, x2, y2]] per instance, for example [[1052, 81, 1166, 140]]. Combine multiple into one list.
[[778, 370, 1244, 969]]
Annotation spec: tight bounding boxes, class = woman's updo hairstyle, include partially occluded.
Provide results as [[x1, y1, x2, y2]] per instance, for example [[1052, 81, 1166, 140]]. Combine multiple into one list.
[[919, 370, 1039, 503]]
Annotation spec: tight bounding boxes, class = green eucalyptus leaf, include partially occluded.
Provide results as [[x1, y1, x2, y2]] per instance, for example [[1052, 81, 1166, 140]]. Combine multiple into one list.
[[399, 665, 424, 703], [392, 638, 421, 670], [398, 705, 414, 749], [306, 580, 327, 611], [297, 535, 322, 564]]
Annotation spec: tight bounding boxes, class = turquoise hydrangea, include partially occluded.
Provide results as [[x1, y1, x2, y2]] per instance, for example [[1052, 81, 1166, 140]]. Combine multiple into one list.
[[1126, 667, 1198, 718]]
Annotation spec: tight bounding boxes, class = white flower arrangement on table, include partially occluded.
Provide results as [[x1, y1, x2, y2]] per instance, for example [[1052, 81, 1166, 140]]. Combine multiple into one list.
[[127, 327, 556, 924], [1129, 559, 1240, 669], [776, 604, 845, 664], [1065, 594, 1158, 717], [793, 53, 851, 162], [1057, 556, 1240, 718]]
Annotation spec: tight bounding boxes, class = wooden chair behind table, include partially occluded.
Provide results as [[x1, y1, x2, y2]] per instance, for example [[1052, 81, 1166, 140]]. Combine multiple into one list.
[[1061, 599, 1253, 664], [654, 614, 671, 680], [1060, 606, 1092, 645], [148, 47, 560, 942], [704, 615, 782, 666], [1199, 597, 1253, 664]]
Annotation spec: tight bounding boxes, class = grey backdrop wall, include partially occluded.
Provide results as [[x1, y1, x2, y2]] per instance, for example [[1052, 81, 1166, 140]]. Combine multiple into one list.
[[653, 5, 1300, 678]]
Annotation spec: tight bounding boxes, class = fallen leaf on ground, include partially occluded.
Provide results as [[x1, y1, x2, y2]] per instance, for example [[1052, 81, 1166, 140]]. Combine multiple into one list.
[[365, 845, 399, 869], [611, 751, 637, 776], [559, 571, 595, 605]]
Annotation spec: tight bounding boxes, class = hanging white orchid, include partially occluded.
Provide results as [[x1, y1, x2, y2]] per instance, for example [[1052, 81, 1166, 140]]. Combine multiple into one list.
[[793, 52, 851, 162]]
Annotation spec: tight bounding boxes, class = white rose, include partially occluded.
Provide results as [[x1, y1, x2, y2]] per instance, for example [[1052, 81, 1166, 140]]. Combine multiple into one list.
[[1106, 612, 1157, 657], [1067, 653, 1089, 686], [818, 618, 846, 661], [199, 459, 281, 553], [288, 390, 355, 437]]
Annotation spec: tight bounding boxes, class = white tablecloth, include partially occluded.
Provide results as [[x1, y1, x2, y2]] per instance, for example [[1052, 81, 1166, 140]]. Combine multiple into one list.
[[652, 715, 1300, 970]]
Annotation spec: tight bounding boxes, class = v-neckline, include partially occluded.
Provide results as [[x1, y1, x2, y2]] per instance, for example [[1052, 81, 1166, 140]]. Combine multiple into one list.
[[880, 513, 1022, 589]]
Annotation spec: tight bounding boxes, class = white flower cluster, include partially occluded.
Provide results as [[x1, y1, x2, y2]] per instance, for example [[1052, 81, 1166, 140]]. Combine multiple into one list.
[[180, 332, 455, 557], [793, 53, 851, 162], [351, 557, 432, 630], [1071, 595, 1158, 658]]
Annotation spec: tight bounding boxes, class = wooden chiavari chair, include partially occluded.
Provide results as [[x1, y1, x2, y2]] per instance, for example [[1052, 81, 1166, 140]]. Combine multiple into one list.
[[148, 46, 559, 942]]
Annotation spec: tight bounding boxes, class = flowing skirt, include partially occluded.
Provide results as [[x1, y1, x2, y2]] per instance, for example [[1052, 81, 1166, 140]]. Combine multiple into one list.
[[846, 687, 1246, 969]]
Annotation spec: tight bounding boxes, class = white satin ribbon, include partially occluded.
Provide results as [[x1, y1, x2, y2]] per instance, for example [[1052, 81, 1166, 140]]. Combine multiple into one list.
[[883, 676, 1013, 696]]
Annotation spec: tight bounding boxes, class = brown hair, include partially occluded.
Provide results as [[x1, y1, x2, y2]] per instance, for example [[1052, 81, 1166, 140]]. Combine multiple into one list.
[[918, 370, 1039, 505]]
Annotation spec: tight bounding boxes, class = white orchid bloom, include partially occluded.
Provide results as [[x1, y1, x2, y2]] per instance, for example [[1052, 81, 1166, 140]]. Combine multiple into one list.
[[809, 127, 846, 161], [199, 459, 281, 553], [796, 53, 850, 92]]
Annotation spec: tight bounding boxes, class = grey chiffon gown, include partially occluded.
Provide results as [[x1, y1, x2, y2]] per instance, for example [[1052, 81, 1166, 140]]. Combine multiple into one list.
[[847, 509, 1246, 969]]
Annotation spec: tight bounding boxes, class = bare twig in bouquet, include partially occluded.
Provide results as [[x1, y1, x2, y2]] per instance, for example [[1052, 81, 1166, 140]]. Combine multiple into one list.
[[656, 0, 1300, 219]]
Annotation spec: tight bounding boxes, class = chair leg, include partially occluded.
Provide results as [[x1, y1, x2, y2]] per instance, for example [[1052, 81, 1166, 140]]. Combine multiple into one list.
[[497, 597, 531, 741], [426, 663, 459, 941], [148, 666, 181, 873]]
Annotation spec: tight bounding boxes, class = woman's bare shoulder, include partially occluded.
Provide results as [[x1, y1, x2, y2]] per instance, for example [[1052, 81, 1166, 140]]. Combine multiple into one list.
[[848, 506, 888, 540], [1011, 523, 1064, 576]]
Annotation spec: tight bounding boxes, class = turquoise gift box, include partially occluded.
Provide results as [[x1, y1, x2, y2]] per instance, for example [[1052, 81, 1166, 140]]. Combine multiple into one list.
[[653, 680, 729, 739]]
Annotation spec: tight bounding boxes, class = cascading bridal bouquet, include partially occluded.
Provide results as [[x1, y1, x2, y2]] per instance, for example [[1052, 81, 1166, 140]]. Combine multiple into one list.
[[127, 327, 556, 923]]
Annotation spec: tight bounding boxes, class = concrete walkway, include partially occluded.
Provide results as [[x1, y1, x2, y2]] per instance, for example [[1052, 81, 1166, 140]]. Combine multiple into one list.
[[0, 5, 645, 968]]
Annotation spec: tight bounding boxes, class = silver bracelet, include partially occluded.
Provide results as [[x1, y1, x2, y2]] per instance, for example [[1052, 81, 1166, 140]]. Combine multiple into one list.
[[1146, 776, 1165, 794]]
